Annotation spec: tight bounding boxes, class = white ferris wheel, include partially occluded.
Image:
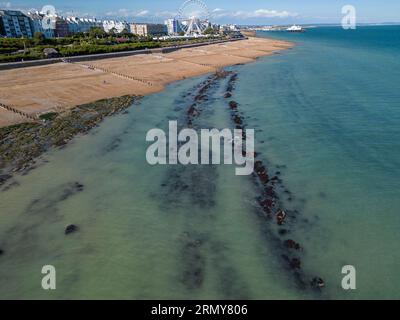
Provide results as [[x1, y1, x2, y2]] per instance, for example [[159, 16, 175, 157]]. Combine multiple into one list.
[[176, 0, 211, 36]]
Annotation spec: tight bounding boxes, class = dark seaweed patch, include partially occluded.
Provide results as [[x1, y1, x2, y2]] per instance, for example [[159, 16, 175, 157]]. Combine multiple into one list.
[[0, 96, 139, 184], [158, 164, 218, 211], [0, 174, 12, 185], [25, 181, 84, 215], [104, 137, 122, 153], [157, 72, 230, 211], [180, 233, 206, 290], [0, 180, 20, 192], [318, 192, 327, 198]]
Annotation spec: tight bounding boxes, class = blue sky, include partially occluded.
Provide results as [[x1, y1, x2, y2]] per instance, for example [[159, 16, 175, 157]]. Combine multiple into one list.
[[1, 0, 400, 24]]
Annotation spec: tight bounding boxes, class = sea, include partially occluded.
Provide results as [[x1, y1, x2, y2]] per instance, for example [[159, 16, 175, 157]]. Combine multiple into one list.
[[1, 26, 400, 299]]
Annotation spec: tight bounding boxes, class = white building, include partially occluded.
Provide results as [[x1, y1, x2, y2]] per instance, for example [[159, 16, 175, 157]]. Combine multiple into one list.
[[219, 24, 238, 32], [164, 18, 181, 35], [229, 24, 238, 31], [130, 23, 167, 37], [66, 17, 102, 34], [102, 20, 129, 34]]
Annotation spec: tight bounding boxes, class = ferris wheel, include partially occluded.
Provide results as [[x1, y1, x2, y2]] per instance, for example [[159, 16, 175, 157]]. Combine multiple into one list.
[[176, 0, 211, 36]]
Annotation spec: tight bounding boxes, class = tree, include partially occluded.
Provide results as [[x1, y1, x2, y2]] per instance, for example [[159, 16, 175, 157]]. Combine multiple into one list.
[[119, 29, 131, 38], [178, 31, 185, 36], [108, 28, 117, 37], [203, 27, 215, 35], [73, 32, 85, 39], [89, 27, 106, 39], [33, 32, 45, 45]]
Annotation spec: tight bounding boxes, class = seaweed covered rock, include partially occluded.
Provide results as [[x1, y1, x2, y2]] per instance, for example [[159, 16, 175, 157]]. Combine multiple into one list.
[[284, 239, 301, 250], [254, 161, 269, 184], [187, 104, 199, 117], [278, 229, 289, 236], [276, 210, 287, 225], [65, 224, 79, 235], [0, 95, 138, 183], [229, 101, 238, 110], [282, 255, 301, 270], [311, 277, 325, 289], [290, 258, 301, 269], [233, 115, 243, 125], [74, 182, 84, 192], [0, 174, 11, 185]]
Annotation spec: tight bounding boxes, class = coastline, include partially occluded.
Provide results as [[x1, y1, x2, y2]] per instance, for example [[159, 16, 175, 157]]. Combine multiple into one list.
[[0, 95, 138, 188], [0, 36, 293, 188], [0, 37, 293, 128]]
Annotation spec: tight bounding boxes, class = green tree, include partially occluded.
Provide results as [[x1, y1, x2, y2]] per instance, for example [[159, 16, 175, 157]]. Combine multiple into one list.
[[203, 27, 215, 35], [33, 32, 45, 45], [108, 28, 117, 37], [73, 32, 85, 39], [119, 29, 131, 38], [89, 27, 106, 39]]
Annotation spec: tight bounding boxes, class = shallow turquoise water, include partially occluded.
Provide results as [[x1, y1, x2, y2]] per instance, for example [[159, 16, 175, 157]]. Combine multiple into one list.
[[250, 26, 400, 298], [1, 26, 400, 299]]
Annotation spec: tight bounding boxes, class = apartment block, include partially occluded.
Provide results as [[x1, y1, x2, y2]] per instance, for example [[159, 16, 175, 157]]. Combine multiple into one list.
[[0, 10, 33, 38], [130, 23, 167, 37]]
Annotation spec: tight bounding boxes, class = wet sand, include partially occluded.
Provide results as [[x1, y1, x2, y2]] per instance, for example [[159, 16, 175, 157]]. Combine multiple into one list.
[[0, 37, 292, 127]]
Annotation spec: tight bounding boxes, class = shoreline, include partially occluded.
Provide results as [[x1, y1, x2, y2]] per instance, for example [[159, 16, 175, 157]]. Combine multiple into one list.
[[0, 36, 324, 298], [0, 95, 138, 188], [0, 37, 293, 188], [0, 37, 293, 128]]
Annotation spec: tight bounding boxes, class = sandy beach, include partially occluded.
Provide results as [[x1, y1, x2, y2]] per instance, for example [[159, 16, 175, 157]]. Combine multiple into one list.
[[0, 37, 292, 127]]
